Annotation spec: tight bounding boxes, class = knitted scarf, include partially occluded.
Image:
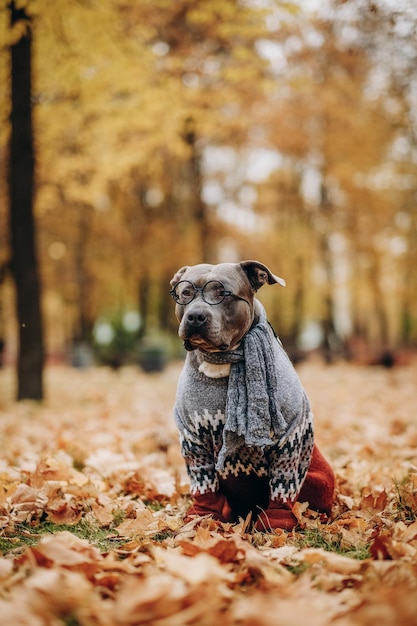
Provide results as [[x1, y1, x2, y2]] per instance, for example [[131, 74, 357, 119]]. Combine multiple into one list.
[[202, 301, 290, 471]]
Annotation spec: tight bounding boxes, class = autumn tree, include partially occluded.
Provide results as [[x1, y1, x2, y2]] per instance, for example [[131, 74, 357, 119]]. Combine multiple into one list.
[[25, 0, 279, 344], [1, 0, 416, 363], [243, 1, 416, 353]]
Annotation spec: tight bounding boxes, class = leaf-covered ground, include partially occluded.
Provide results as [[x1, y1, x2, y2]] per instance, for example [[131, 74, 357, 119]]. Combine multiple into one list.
[[0, 359, 416, 625]]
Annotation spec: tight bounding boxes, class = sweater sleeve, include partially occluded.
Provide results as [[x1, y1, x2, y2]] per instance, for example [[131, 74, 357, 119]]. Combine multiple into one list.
[[174, 360, 229, 495], [268, 395, 315, 504], [175, 407, 219, 494]]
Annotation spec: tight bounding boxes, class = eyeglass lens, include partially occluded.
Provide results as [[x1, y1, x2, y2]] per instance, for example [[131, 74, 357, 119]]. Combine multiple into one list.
[[173, 281, 227, 305]]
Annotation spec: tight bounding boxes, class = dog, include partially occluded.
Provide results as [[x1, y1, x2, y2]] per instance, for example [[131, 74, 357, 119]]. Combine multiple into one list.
[[170, 260, 334, 530]]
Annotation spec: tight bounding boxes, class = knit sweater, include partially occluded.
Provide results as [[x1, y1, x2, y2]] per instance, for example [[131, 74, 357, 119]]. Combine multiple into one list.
[[174, 304, 314, 505]]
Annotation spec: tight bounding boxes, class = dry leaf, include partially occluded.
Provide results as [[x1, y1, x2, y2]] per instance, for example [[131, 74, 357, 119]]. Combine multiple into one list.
[[1, 363, 417, 625]]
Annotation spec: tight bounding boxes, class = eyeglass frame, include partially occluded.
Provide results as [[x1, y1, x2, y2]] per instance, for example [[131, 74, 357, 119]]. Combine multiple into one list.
[[169, 280, 251, 307]]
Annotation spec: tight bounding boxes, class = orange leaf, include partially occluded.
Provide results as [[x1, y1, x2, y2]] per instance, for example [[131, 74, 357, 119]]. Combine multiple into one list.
[[208, 539, 240, 564], [370, 533, 393, 560]]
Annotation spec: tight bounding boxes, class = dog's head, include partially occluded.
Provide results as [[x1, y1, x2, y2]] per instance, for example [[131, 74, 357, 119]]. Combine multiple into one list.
[[170, 260, 285, 352]]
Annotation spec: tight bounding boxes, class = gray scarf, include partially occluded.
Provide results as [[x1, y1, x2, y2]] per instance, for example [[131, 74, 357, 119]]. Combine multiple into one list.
[[203, 302, 289, 470]]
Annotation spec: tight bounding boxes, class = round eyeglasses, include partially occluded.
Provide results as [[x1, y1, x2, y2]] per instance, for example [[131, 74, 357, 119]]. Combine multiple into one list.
[[170, 280, 250, 306]]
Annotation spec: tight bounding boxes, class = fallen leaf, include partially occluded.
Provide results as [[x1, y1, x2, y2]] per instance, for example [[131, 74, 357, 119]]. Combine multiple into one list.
[[1, 362, 417, 625]]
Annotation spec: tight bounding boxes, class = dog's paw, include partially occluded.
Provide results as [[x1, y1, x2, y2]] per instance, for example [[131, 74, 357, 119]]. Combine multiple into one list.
[[298, 445, 335, 515], [255, 505, 297, 532], [185, 491, 232, 523]]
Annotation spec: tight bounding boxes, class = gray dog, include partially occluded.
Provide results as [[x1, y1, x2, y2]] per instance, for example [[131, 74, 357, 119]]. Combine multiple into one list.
[[170, 260, 334, 530]]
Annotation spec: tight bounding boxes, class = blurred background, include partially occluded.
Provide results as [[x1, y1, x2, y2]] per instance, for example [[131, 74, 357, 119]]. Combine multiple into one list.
[[0, 0, 416, 397]]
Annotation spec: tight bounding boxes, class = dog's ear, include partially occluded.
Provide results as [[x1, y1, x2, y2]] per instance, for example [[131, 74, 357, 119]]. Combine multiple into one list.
[[170, 266, 189, 287], [240, 260, 286, 292]]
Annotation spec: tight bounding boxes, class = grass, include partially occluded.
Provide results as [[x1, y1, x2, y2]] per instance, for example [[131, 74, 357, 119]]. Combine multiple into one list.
[[62, 616, 82, 626], [0, 516, 126, 557], [392, 474, 417, 522], [0, 531, 38, 556], [144, 499, 167, 511], [291, 526, 371, 561], [0, 506, 178, 557], [1, 506, 377, 562], [284, 526, 371, 576]]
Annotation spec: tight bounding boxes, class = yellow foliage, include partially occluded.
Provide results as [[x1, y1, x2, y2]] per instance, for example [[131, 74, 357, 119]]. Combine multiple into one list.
[[1, 0, 416, 347]]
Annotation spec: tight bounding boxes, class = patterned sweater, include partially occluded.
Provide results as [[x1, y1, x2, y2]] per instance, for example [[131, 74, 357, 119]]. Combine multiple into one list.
[[174, 311, 314, 504]]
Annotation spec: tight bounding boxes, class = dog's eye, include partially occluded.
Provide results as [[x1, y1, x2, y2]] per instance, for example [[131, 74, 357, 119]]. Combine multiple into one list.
[[179, 286, 195, 302], [203, 281, 228, 304], [172, 281, 195, 303]]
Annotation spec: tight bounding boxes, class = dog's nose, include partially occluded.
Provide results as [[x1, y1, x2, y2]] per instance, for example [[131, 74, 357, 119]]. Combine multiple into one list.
[[187, 310, 208, 327]]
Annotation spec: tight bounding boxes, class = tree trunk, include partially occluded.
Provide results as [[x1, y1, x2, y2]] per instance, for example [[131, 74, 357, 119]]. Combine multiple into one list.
[[368, 253, 389, 348], [74, 203, 93, 343], [138, 275, 150, 337], [318, 183, 339, 362], [9, 1, 44, 400], [292, 256, 305, 341], [183, 118, 211, 263]]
